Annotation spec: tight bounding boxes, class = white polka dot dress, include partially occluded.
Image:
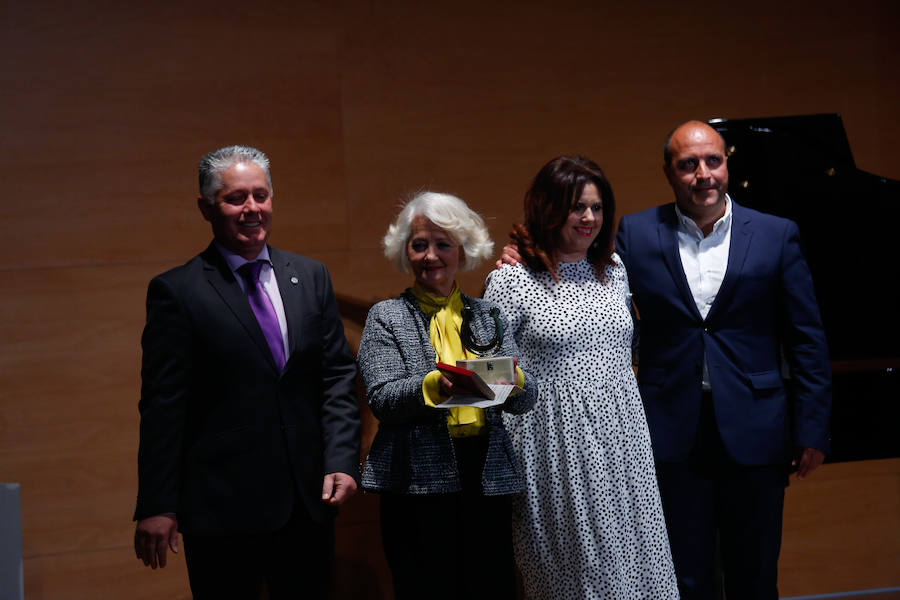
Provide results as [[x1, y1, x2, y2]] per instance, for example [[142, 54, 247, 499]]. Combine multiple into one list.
[[484, 255, 678, 600]]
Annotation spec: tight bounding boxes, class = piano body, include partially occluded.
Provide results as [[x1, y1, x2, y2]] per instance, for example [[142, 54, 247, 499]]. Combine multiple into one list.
[[709, 114, 899, 463]]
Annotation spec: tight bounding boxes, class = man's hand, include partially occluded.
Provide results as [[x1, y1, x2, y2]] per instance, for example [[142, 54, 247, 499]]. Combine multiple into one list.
[[322, 472, 358, 506], [134, 514, 179, 569], [494, 243, 522, 270], [792, 447, 825, 479]]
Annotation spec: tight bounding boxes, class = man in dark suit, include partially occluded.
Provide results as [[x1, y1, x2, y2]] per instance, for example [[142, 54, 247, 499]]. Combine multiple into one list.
[[133, 145, 360, 599], [616, 121, 831, 599]]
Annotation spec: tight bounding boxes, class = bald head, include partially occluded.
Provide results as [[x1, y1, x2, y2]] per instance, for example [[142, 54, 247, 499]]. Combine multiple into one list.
[[663, 120, 727, 167], [663, 120, 729, 234]]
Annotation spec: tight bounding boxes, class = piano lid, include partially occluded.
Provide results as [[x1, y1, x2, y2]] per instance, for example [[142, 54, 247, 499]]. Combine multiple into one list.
[[708, 114, 900, 364]]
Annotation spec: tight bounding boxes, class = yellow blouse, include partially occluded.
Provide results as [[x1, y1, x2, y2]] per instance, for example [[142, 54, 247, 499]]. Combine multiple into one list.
[[410, 282, 486, 437]]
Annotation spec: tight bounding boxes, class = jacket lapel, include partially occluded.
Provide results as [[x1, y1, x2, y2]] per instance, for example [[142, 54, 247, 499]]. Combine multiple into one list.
[[270, 247, 305, 369], [201, 244, 279, 373], [706, 201, 753, 323], [657, 205, 703, 320]]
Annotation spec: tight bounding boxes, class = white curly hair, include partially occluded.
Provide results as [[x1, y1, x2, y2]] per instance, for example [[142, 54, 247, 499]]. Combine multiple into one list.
[[383, 191, 494, 273]]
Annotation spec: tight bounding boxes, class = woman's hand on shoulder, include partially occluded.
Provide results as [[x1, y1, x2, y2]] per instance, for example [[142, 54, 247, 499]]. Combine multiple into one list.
[[494, 243, 522, 270]]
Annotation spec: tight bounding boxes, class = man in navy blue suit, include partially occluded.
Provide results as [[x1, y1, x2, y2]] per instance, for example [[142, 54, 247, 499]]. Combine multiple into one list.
[[616, 121, 831, 600]]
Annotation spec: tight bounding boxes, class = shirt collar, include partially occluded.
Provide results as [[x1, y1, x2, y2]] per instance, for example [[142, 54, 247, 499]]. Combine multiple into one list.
[[214, 241, 272, 274], [674, 194, 732, 240]]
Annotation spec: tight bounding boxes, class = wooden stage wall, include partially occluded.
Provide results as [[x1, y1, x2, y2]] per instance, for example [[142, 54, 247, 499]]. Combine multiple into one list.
[[1, 1, 898, 597]]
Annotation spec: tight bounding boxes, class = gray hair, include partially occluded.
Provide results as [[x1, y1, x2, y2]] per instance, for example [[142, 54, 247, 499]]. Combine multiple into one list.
[[198, 145, 273, 203], [383, 191, 494, 273]]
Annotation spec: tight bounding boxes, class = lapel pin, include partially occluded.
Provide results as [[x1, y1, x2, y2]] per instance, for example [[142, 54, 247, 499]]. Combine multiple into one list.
[[290, 276, 299, 285]]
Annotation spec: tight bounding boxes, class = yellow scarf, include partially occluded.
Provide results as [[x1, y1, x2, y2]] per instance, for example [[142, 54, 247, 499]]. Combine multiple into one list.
[[410, 282, 485, 436]]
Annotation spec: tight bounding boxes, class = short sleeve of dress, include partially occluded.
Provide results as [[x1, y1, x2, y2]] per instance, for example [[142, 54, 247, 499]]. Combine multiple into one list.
[[483, 265, 526, 338], [609, 253, 639, 364]]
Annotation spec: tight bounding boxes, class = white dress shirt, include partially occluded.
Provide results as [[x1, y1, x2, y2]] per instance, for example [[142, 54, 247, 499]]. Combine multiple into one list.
[[674, 195, 733, 388]]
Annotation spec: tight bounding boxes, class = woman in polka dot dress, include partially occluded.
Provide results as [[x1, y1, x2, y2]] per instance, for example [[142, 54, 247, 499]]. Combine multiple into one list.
[[484, 156, 678, 599]]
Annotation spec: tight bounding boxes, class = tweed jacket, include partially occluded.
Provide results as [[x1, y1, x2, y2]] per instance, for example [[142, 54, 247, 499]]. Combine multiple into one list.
[[359, 290, 537, 496]]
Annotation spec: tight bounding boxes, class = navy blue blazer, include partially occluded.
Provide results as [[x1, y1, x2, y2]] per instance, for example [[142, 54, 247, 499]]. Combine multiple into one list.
[[616, 201, 831, 466], [134, 244, 360, 533]]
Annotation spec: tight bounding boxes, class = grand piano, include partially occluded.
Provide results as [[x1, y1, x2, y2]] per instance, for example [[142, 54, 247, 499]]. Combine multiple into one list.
[[709, 114, 899, 463]]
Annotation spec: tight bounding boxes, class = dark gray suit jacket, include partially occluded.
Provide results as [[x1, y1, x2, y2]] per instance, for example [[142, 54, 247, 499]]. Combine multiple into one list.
[[134, 243, 360, 533]]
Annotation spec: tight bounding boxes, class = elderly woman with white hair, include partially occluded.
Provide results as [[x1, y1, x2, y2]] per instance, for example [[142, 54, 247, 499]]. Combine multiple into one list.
[[358, 191, 537, 600]]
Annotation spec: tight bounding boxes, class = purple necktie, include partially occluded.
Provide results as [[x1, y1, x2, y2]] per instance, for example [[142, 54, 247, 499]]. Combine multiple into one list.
[[238, 261, 286, 370]]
